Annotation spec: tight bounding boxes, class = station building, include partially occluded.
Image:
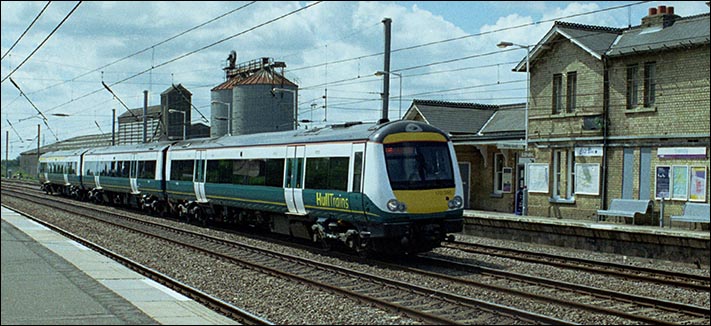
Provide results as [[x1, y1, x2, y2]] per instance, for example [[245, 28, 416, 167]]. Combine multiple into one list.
[[405, 5, 709, 226]]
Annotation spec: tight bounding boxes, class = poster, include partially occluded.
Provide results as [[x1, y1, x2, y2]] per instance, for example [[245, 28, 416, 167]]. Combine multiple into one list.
[[671, 165, 688, 200], [689, 166, 707, 202], [655, 165, 670, 200], [502, 167, 512, 193], [574, 163, 600, 195], [527, 163, 549, 193]]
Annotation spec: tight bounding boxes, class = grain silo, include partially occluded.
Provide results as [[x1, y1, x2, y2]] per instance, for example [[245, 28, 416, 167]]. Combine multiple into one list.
[[211, 55, 298, 137]]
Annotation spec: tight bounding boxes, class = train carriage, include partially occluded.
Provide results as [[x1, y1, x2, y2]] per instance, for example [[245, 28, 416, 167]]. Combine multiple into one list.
[[166, 120, 464, 254], [38, 119, 464, 255], [82, 142, 171, 208], [38, 148, 87, 198]]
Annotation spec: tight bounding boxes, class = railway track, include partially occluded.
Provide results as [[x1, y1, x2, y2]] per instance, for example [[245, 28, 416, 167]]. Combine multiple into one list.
[[405, 254, 710, 325], [4, 180, 709, 324], [1, 202, 272, 325], [443, 240, 710, 292], [2, 186, 570, 325]]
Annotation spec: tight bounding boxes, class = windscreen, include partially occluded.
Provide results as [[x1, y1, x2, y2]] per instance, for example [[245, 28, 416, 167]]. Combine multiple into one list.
[[384, 141, 454, 190]]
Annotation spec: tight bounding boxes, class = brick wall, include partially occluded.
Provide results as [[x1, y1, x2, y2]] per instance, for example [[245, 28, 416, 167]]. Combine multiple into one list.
[[528, 38, 605, 141], [607, 46, 710, 137], [523, 28, 710, 224], [454, 145, 517, 213]]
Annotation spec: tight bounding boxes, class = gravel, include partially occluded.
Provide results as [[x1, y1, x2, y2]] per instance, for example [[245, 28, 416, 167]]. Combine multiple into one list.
[[3, 194, 709, 325]]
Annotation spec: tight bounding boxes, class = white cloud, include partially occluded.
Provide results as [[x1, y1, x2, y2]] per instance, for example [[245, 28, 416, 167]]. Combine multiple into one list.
[[2, 1, 709, 159]]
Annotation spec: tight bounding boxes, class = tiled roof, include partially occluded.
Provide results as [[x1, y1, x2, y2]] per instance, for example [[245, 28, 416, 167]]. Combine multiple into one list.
[[211, 68, 297, 91], [479, 107, 525, 135], [514, 21, 621, 71], [554, 21, 622, 57], [410, 100, 524, 136], [607, 13, 710, 57], [20, 133, 113, 156], [161, 83, 192, 96], [117, 105, 162, 119]]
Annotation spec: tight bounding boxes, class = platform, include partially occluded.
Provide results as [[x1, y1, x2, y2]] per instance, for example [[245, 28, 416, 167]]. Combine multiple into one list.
[[1, 206, 238, 325], [462, 209, 710, 265]]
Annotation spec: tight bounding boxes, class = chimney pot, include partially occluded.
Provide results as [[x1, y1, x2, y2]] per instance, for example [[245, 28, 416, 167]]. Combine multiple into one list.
[[658, 5, 667, 14], [649, 7, 658, 15], [668, 6, 674, 15]]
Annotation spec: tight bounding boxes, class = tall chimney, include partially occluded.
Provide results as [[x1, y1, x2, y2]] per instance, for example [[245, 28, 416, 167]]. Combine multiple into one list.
[[642, 5, 680, 28]]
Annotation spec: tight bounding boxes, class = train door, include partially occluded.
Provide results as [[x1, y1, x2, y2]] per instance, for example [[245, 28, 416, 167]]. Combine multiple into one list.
[[284, 145, 306, 215], [63, 161, 70, 186], [349, 143, 366, 216], [94, 160, 102, 189], [194, 151, 208, 203], [129, 155, 139, 194]]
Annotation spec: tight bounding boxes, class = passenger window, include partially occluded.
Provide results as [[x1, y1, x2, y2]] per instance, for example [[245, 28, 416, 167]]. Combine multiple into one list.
[[352, 152, 363, 192]]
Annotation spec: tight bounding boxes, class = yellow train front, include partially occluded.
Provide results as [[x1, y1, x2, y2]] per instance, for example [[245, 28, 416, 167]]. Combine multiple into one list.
[[309, 120, 465, 255]]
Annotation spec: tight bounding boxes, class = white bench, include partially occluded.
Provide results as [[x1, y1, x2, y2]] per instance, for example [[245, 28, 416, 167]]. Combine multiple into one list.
[[597, 199, 653, 224], [670, 203, 710, 228]]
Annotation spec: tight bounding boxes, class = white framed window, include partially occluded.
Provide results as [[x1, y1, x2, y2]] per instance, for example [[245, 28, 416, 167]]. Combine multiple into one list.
[[494, 153, 505, 193], [553, 149, 575, 199]]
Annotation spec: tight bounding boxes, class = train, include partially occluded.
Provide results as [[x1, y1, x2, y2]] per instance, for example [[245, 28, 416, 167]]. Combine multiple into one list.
[[37, 120, 464, 255]]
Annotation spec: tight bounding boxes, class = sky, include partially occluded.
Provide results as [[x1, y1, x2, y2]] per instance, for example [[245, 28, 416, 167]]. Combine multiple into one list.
[[2, 1, 709, 160]]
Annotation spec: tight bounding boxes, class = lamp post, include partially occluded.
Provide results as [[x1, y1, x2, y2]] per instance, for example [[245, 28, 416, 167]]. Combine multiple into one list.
[[211, 100, 232, 136], [272, 87, 298, 129], [497, 41, 531, 151], [168, 109, 186, 140], [374, 70, 403, 119], [498, 41, 532, 216]]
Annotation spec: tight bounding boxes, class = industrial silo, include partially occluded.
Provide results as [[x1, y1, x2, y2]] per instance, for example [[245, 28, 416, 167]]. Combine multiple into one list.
[[233, 64, 297, 134], [210, 88, 231, 138], [210, 56, 298, 137]]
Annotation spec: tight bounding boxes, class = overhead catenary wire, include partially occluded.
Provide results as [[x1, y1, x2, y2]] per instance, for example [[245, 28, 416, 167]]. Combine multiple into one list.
[[4, 1, 661, 122], [1, 1, 81, 83], [0, 1, 52, 61], [5, 1, 708, 154], [5, 119, 25, 143], [24, 1, 258, 96], [101, 81, 141, 121], [289, 1, 653, 73], [32, 1, 322, 118], [171, 84, 209, 123], [8, 77, 60, 141]]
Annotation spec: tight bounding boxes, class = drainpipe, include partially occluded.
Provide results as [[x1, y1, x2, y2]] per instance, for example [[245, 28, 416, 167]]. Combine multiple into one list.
[[601, 55, 610, 211]]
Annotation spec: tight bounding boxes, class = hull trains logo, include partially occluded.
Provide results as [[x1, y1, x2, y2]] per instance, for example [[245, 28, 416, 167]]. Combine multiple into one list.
[[315, 192, 349, 209]]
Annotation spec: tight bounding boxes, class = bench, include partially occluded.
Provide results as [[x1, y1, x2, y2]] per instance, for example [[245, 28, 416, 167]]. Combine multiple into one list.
[[597, 199, 654, 224], [670, 203, 710, 229]]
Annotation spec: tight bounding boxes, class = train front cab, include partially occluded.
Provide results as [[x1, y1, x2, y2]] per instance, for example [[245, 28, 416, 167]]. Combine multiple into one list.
[[362, 123, 464, 254]]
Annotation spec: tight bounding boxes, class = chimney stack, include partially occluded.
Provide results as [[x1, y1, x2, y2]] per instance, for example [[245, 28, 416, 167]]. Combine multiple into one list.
[[642, 4, 680, 28]]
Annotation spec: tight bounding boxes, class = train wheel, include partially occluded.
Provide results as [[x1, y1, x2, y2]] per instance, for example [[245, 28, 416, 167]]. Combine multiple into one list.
[[186, 206, 208, 227], [313, 232, 332, 251]]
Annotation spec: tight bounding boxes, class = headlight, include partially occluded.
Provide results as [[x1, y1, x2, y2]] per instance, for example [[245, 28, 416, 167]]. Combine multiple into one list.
[[387, 199, 400, 212], [387, 199, 407, 212], [448, 195, 463, 209]]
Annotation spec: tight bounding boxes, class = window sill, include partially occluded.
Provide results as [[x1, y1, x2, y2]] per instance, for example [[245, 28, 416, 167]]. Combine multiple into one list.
[[490, 192, 504, 198], [549, 196, 575, 204], [625, 106, 657, 114], [530, 111, 604, 120]]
